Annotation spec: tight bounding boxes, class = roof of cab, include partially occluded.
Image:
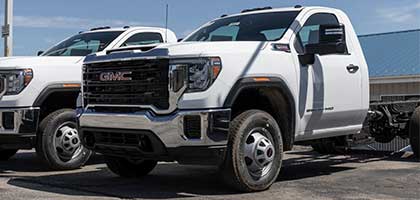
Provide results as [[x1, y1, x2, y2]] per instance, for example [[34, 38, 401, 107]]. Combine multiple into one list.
[[220, 6, 337, 19], [83, 26, 172, 34]]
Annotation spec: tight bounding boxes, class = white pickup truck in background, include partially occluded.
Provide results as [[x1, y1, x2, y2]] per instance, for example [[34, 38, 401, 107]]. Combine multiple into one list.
[[0, 26, 177, 170], [78, 6, 420, 192]]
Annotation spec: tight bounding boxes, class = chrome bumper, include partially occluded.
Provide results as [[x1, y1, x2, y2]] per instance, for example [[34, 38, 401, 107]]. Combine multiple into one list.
[[0, 107, 40, 135], [78, 108, 231, 148]]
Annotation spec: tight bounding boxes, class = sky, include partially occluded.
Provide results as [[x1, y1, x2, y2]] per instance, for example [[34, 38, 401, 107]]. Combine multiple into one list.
[[0, 0, 419, 56]]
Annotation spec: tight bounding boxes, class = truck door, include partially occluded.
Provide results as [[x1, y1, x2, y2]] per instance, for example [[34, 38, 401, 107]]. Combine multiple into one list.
[[293, 13, 363, 138]]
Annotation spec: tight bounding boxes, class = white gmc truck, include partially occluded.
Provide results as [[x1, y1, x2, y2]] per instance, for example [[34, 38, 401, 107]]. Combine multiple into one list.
[[0, 26, 177, 170], [78, 6, 420, 191]]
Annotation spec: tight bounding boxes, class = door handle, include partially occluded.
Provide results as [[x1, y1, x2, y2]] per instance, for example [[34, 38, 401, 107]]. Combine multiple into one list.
[[346, 64, 359, 73]]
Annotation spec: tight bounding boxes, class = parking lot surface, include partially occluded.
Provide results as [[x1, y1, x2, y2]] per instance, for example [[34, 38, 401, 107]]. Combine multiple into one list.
[[0, 147, 419, 200]]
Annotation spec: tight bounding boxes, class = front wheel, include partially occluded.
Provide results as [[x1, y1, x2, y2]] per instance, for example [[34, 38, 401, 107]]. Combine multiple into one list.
[[36, 109, 92, 170], [222, 110, 283, 192], [0, 149, 18, 161], [409, 107, 420, 159], [105, 156, 157, 178]]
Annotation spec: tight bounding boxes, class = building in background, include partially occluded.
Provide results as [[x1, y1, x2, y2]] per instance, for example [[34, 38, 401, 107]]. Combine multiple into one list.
[[359, 29, 420, 151]]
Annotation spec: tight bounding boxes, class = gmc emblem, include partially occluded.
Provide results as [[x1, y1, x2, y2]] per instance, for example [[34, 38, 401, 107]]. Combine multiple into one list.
[[99, 71, 132, 81]]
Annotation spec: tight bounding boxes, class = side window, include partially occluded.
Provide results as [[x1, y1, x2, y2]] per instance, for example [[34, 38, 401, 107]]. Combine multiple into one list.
[[121, 32, 164, 47], [209, 25, 239, 41], [62, 40, 100, 56], [295, 13, 340, 53]]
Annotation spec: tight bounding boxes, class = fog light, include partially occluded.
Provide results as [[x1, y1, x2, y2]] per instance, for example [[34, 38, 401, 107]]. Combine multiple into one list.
[[184, 115, 201, 139]]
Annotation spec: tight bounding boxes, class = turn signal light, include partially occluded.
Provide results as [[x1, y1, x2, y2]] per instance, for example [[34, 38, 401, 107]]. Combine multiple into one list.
[[210, 57, 222, 79], [23, 69, 33, 86]]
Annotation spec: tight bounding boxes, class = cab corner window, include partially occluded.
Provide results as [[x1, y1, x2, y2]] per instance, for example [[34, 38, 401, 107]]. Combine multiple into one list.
[[121, 32, 164, 47]]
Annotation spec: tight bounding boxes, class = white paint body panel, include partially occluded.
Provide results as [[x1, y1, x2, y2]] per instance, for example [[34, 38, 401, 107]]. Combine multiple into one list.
[[160, 7, 370, 142]]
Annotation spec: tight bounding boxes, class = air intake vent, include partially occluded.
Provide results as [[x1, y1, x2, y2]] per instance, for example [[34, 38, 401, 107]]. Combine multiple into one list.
[[184, 115, 201, 139]]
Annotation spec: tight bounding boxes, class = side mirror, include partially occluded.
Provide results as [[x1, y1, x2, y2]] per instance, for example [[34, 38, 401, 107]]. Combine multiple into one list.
[[304, 24, 347, 56], [177, 38, 183, 42], [37, 51, 44, 56]]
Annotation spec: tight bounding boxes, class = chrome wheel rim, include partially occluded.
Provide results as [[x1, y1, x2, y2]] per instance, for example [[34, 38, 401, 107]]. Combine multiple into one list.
[[243, 127, 275, 180], [53, 122, 82, 162]]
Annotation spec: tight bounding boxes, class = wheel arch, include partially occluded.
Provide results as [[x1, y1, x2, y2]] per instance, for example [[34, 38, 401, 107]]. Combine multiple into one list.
[[33, 83, 81, 122], [224, 77, 297, 151]]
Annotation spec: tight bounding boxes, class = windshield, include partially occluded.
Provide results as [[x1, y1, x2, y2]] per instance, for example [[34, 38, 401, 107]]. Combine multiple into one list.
[[185, 11, 299, 42], [43, 31, 123, 56]]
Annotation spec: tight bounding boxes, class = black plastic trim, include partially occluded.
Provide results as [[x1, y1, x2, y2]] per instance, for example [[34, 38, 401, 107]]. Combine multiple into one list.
[[168, 146, 226, 165], [208, 109, 231, 142], [33, 83, 80, 107], [0, 135, 35, 149], [223, 77, 296, 150], [79, 127, 226, 165]]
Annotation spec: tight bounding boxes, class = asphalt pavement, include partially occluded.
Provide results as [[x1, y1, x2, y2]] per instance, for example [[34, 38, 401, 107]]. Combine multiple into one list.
[[0, 147, 419, 200]]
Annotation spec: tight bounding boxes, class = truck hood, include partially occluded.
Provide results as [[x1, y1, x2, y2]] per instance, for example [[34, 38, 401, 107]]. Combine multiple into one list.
[[160, 41, 268, 57], [84, 41, 269, 63], [0, 56, 84, 68]]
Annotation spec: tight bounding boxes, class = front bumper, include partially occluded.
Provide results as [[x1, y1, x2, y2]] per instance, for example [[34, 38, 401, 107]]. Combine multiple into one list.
[[0, 107, 40, 149], [79, 108, 231, 165]]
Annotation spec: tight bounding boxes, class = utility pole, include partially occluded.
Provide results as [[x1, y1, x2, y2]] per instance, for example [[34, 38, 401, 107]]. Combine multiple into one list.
[[2, 0, 13, 57]]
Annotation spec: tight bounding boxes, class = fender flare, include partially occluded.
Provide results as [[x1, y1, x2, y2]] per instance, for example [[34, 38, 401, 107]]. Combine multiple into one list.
[[33, 83, 81, 107], [223, 77, 296, 150]]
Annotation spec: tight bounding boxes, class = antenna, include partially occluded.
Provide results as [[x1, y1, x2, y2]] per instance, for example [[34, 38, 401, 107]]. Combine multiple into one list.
[[165, 4, 168, 43]]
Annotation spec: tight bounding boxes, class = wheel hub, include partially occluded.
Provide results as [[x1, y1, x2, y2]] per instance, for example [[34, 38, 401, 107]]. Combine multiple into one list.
[[54, 123, 82, 161], [244, 129, 275, 179]]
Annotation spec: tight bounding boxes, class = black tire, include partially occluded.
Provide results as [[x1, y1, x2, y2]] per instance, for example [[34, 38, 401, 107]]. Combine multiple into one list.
[[222, 110, 283, 192], [409, 107, 420, 159], [36, 109, 92, 170], [311, 137, 348, 155], [105, 156, 157, 178], [0, 149, 18, 161]]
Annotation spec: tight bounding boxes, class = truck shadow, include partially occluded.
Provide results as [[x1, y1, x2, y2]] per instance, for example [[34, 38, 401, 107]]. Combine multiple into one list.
[[0, 151, 104, 173], [3, 148, 417, 199]]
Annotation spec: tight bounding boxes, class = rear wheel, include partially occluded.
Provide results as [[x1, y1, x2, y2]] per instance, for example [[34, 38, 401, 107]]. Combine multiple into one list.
[[0, 149, 18, 161], [409, 107, 420, 159], [222, 110, 283, 192], [36, 109, 92, 170], [105, 156, 157, 178]]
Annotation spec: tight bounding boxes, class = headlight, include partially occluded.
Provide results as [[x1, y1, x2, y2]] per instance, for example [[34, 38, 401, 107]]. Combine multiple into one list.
[[169, 57, 221, 93], [0, 69, 33, 95]]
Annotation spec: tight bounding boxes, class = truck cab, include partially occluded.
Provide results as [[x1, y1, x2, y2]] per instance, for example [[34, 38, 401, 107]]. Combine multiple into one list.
[[78, 6, 397, 192], [0, 26, 177, 169]]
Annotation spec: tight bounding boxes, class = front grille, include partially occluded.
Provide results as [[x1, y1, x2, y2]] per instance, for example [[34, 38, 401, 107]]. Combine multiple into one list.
[[83, 59, 169, 110], [89, 106, 146, 114]]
